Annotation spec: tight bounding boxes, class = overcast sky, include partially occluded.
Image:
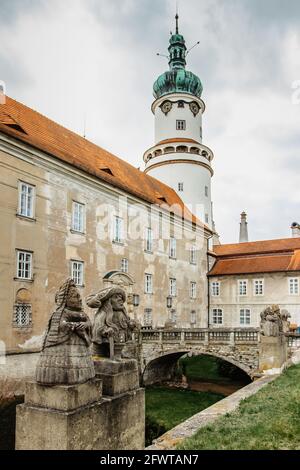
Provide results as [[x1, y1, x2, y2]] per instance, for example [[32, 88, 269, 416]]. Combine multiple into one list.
[[1, 0, 300, 243]]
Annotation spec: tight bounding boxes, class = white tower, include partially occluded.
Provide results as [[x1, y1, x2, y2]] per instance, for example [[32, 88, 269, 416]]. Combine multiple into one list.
[[143, 15, 214, 228]]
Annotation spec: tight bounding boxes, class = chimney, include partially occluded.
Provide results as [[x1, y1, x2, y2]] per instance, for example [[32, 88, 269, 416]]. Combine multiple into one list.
[[239, 211, 248, 243], [291, 222, 300, 238]]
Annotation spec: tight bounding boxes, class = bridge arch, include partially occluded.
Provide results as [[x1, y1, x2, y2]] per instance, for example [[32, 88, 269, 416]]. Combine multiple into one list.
[[142, 349, 254, 386]]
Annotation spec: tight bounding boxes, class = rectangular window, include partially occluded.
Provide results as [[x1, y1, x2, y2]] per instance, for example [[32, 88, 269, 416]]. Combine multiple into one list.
[[205, 186, 208, 197], [190, 245, 196, 264], [145, 273, 153, 294], [238, 280, 247, 296], [200, 126, 202, 140], [169, 278, 177, 297], [16, 251, 32, 280], [212, 308, 223, 325], [205, 213, 209, 224], [254, 279, 264, 296], [190, 281, 197, 299], [14, 304, 32, 327], [211, 281, 220, 296], [240, 308, 251, 325], [178, 182, 184, 192], [289, 278, 299, 295], [71, 261, 84, 286], [121, 258, 128, 273], [72, 201, 85, 233], [144, 308, 152, 326], [176, 120, 186, 130], [113, 216, 123, 243], [145, 227, 153, 252], [190, 310, 196, 325], [18, 182, 35, 218], [169, 237, 177, 258]]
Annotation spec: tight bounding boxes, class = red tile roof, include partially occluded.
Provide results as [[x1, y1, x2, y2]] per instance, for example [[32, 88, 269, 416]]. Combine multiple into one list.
[[209, 238, 300, 276], [0, 96, 207, 228]]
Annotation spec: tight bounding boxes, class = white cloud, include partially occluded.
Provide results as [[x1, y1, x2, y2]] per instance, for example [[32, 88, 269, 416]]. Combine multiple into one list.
[[1, 0, 300, 243]]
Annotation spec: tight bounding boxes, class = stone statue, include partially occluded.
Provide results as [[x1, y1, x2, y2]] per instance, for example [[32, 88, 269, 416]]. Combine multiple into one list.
[[281, 309, 291, 333], [36, 278, 95, 385], [260, 304, 283, 337], [86, 286, 140, 360]]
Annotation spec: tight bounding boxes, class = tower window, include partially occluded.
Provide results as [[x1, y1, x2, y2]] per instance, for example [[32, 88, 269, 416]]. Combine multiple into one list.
[[205, 186, 208, 197], [200, 126, 202, 139], [178, 182, 184, 192], [177, 101, 184, 108], [176, 120, 186, 130], [205, 213, 209, 223]]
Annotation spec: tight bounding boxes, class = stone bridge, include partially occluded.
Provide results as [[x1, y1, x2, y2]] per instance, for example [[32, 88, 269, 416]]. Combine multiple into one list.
[[139, 328, 261, 384]]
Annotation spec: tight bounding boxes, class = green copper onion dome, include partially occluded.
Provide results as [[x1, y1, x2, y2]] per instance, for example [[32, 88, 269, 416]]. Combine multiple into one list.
[[153, 15, 203, 99]]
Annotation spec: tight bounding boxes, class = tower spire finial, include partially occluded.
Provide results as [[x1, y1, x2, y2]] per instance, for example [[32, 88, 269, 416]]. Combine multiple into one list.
[[175, 13, 179, 34]]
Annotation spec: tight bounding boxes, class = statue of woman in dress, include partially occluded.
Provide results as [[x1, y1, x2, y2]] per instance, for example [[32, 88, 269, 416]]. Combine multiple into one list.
[[36, 278, 95, 385]]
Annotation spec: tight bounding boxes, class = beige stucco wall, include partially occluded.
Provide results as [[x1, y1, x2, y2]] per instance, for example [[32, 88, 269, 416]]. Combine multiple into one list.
[[209, 272, 300, 328], [0, 134, 209, 354]]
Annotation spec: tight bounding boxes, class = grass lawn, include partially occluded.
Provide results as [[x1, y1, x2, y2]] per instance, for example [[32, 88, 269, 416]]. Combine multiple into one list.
[[145, 386, 224, 432], [178, 364, 300, 450]]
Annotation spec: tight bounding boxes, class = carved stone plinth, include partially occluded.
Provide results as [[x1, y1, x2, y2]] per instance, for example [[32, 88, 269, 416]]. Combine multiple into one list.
[[93, 358, 139, 396], [259, 335, 287, 373], [15, 374, 145, 450], [15, 379, 102, 450]]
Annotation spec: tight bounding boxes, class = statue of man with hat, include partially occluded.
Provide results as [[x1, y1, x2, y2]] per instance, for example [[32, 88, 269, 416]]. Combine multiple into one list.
[[86, 286, 139, 360]]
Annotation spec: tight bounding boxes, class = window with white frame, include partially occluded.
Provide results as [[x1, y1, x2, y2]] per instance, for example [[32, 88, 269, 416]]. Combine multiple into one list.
[[178, 182, 184, 192], [13, 304, 32, 327], [169, 278, 177, 297], [205, 186, 208, 197], [170, 309, 177, 323], [71, 261, 84, 286], [190, 245, 196, 264], [145, 227, 153, 252], [16, 251, 32, 280], [212, 308, 223, 325], [190, 281, 197, 299], [144, 273, 153, 294], [169, 237, 177, 258], [176, 120, 186, 130], [121, 258, 128, 273], [72, 201, 85, 233], [254, 279, 264, 296], [113, 216, 123, 243], [144, 308, 152, 326], [289, 278, 299, 295], [238, 280, 247, 296], [190, 310, 196, 325], [211, 281, 220, 296], [240, 308, 251, 325], [18, 182, 35, 218]]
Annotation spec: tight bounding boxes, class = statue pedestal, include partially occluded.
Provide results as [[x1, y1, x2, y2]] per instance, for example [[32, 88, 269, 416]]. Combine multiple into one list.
[[93, 358, 139, 396], [15, 379, 102, 450], [259, 335, 287, 373], [16, 360, 145, 450]]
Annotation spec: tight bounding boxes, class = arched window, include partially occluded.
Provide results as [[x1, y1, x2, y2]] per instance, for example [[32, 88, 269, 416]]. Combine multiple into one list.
[[154, 149, 162, 157], [190, 147, 200, 154], [164, 146, 175, 154], [176, 146, 188, 153]]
